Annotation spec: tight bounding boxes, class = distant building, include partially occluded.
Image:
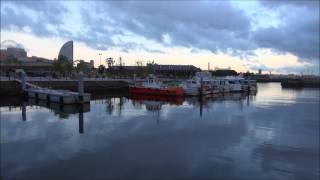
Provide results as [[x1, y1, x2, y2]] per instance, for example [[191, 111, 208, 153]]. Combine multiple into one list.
[[58, 40, 73, 63], [1, 61, 53, 76], [6, 47, 27, 59], [0, 47, 52, 63], [153, 64, 200, 74], [1, 48, 27, 61], [90, 60, 94, 67], [76, 60, 94, 73], [0, 47, 53, 75], [111, 65, 139, 71], [258, 69, 262, 75], [110, 64, 200, 76], [0, 49, 8, 60]]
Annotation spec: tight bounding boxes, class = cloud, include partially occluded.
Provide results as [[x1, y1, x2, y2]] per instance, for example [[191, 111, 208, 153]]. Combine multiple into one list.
[[252, 1, 319, 62], [1, 1, 70, 37], [1, 40, 25, 49], [275, 64, 319, 74], [1, 0, 319, 68], [102, 1, 254, 54], [259, 0, 319, 10]]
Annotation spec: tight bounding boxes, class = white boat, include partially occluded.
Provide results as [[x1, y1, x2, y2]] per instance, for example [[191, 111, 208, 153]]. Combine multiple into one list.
[[248, 80, 257, 91], [211, 79, 231, 93], [183, 73, 257, 95], [237, 78, 257, 92], [182, 71, 215, 96], [240, 79, 249, 91], [223, 76, 243, 92]]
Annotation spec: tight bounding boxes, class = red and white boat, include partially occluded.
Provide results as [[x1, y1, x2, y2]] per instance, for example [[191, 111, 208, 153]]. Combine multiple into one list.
[[129, 76, 184, 97]]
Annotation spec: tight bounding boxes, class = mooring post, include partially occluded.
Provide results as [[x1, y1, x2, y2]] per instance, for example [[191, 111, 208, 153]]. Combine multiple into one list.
[[21, 71, 26, 91], [200, 76, 203, 96], [78, 71, 84, 103], [22, 101, 27, 121], [79, 106, 84, 134]]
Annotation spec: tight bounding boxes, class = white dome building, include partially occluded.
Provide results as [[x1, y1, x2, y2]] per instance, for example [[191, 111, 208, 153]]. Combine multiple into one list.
[[58, 40, 73, 63]]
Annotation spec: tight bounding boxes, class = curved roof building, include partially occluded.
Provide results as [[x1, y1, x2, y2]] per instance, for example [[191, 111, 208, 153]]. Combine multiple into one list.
[[58, 40, 73, 63]]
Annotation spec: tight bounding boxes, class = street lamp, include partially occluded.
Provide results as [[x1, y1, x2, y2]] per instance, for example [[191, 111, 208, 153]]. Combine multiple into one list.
[[98, 53, 102, 66]]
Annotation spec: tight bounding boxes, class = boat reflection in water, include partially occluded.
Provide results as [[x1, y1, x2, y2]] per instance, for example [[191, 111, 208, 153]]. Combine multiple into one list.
[[129, 94, 184, 106], [128, 92, 256, 119], [128, 94, 185, 123]]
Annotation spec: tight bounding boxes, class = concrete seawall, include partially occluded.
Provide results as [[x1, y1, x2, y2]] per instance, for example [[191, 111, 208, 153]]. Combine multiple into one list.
[[0, 80, 129, 95]]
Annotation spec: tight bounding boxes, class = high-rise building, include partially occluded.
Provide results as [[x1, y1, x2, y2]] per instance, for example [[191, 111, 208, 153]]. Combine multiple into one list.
[[58, 40, 73, 63]]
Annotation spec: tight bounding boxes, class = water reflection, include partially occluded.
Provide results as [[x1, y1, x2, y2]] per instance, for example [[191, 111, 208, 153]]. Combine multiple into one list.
[[1, 91, 257, 135], [0, 83, 319, 179], [10, 98, 90, 134]]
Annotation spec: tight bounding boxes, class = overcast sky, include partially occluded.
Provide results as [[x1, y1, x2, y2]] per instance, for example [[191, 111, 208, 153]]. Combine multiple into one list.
[[1, 0, 319, 74]]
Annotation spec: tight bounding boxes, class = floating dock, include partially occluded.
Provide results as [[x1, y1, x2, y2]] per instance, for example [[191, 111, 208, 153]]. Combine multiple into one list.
[[26, 88, 90, 104], [18, 71, 90, 104]]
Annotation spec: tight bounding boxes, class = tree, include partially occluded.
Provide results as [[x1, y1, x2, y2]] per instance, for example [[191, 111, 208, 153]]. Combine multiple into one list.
[[243, 71, 254, 77], [212, 69, 238, 76], [106, 57, 114, 69], [98, 65, 106, 74], [146, 62, 155, 74], [76, 61, 92, 73], [52, 55, 73, 76]]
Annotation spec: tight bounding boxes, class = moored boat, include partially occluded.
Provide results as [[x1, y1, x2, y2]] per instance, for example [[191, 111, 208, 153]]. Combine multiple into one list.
[[248, 80, 257, 91], [223, 76, 243, 92], [182, 71, 217, 96], [129, 76, 184, 96], [211, 79, 231, 93]]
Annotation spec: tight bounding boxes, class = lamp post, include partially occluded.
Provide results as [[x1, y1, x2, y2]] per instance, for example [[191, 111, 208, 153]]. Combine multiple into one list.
[[98, 53, 102, 66]]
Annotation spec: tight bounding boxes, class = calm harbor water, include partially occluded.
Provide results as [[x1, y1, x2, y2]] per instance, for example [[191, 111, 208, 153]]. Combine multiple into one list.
[[1, 83, 319, 180]]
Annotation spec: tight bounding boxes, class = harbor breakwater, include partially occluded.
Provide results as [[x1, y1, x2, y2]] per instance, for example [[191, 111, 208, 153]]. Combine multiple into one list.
[[0, 79, 130, 95]]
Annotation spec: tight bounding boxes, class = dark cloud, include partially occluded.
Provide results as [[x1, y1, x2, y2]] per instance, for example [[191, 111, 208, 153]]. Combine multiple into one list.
[[278, 65, 319, 74], [1, 0, 319, 67], [117, 42, 165, 54], [1, 1, 70, 37], [259, 0, 319, 9], [252, 3, 319, 61], [96, 1, 253, 54], [245, 64, 275, 72]]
